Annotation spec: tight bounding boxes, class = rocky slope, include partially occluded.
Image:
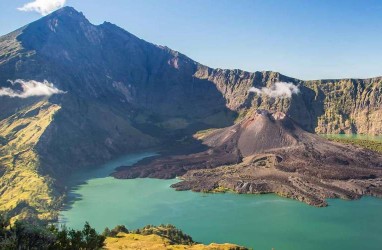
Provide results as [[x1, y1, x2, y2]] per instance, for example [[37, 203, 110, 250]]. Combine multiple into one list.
[[195, 68, 382, 134], [115, 110, 382, 207], [0, 100, 62, 221], [0, 7, 239, 176], [0, 6, 381, 218]]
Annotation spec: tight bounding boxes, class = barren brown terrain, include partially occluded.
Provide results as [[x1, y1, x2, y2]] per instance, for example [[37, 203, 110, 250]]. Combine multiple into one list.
[[114, 110, 382, 206]]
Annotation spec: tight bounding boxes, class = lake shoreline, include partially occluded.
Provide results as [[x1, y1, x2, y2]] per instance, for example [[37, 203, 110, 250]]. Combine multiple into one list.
[[59, 150, 382, 250]]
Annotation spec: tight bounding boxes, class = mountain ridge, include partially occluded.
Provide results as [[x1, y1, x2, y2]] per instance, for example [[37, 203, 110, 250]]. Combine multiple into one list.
[[0, 6, 381, 220]]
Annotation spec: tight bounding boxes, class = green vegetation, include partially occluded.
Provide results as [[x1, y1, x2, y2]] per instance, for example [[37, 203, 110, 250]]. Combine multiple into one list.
[[305, 79, 382, 135], [103, 224, 194, 246], [211, 186, 234, 193], [0, 30, 27, 64], [325, 136, 382, 153], [1, 215, 247, 250], [193, 128, 217, 140], [235, 109, 249, 123], [103, 224, 248, 250], [102, 225, 129, 238], [133, 224, 194, 245], [0, 214, 105, 250], [0, 101, 62, 222]]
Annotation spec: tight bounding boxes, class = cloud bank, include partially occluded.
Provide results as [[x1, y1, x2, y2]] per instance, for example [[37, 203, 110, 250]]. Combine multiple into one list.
[[249, 82, 299, 98], [0, 79, 66, 98], [18, 0, 66, 16]]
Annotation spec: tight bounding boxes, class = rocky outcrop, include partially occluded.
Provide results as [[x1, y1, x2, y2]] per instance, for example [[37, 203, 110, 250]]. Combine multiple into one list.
[[0, 7, 381, 177], [304, 78, 382, 135], [0, 7, 235, 177], [0, 6, 382, 218], [115, 110, 382, 207], [195, 68, 382, 135]]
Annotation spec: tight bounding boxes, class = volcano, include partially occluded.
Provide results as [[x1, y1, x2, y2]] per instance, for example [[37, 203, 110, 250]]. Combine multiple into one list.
[[1, 6, 382, 219], [114, 110, 382, 207]]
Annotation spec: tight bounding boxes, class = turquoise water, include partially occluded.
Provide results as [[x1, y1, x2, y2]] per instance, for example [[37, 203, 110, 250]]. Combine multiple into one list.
[[59, 152, 382, 250]]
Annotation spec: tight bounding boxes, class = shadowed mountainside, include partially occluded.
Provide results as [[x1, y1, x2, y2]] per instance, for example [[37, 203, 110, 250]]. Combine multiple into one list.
[[0, 6, 382, 219]]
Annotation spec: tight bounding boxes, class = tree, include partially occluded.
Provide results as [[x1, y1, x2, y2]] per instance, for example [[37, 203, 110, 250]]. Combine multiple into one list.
[[82, 222, 105, 249], [14, 220, 56, 249], [103, 225, 129, 237], [0, 214, 105, 250], [48, 225, 70, 250], [101, 227, 111, 237]]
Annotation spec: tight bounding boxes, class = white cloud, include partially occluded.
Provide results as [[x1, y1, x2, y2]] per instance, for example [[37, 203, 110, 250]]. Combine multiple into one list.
[[18, 0, 66, 16], [0, 79, 66, 98], [249, 82, 299, 98]]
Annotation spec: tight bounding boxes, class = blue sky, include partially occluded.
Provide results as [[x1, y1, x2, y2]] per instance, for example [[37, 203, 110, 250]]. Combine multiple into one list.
[[1, 0, 382, 80]]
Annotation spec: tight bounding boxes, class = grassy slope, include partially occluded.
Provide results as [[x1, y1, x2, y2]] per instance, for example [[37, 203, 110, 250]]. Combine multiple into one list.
[[105, 233, 248, 250], [324, 136, 382, 153], [0, 100, 60, 221]]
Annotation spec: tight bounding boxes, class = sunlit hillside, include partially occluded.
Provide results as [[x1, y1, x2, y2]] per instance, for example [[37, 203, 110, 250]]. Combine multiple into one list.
[[0, 100, 61, 221]]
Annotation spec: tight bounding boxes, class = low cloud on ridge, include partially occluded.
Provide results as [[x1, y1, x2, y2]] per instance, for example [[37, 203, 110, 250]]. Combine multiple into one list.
[[0, 79, 66, 98], [18, 0, 66, 16], [249, 82, 300, 98]]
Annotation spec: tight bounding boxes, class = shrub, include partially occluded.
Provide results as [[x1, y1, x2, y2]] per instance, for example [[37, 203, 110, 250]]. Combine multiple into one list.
[[0, 214, 105, 250]]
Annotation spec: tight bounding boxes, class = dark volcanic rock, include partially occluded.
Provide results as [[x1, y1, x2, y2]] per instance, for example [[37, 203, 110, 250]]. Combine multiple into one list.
[[0, 7, 236, 177], [1, 7, 382, 218], [1, 7, 382, 176], [114, 110, 382, 207]]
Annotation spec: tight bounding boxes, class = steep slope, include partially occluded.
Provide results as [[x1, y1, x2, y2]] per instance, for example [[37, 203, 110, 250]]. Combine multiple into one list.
[[0, 6, 381, 219], [0, 100, 61, 221], [195, 69, 382, 134], [0, 7, 236, 175], [0, 7, 236, 219], [115, 110, 382, 207]]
